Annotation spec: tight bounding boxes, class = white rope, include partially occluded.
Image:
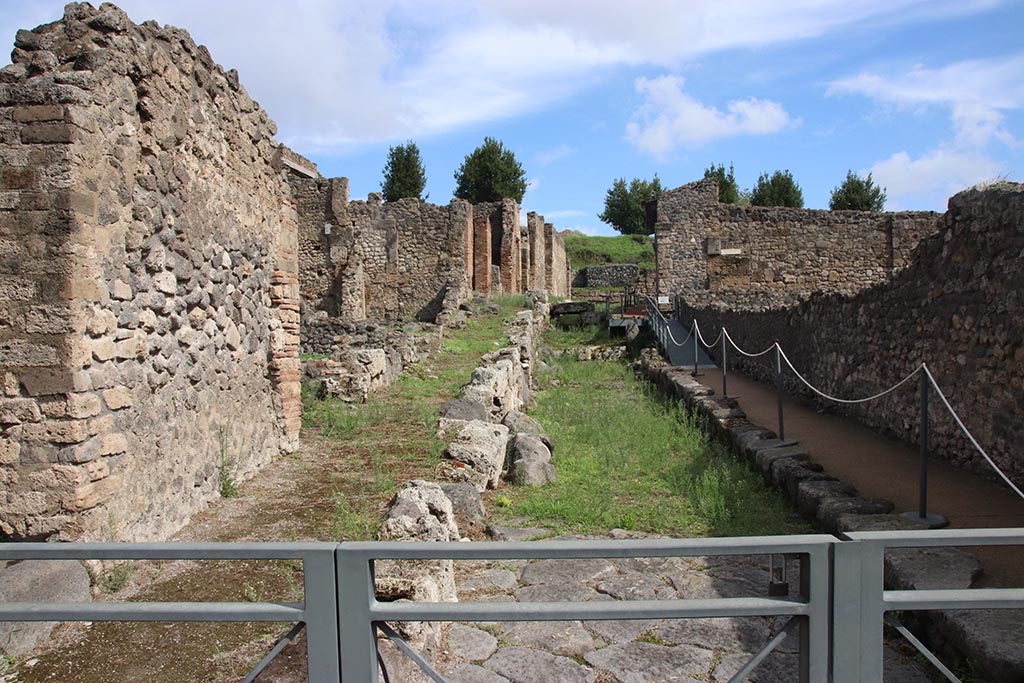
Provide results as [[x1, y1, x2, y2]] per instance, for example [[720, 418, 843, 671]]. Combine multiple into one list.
[[724, 329, 777, 358], [693, 319, 723, 349], [923, 365, 1024, 501], [778, 347, 922, 404]]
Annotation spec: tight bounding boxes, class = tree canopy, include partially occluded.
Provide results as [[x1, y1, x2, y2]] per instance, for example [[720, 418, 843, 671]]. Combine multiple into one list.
[[597, 176, 662, 235], [381, 140, 427, 202], [829, 170, 886, 211], [703, 163, 740, 204], [750, 170, 804, 208], [453, 137, 527, 204]]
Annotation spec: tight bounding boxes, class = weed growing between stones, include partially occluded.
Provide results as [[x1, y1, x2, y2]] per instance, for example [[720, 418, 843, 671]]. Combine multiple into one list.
[[218, 422, 239, 499]]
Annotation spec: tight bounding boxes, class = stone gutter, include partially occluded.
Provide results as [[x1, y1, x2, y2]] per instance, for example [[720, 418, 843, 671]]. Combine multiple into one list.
[[633, 348, 1023, 681]]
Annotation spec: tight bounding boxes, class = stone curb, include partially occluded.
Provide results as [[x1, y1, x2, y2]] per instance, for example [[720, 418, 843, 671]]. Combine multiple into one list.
[[633, 349, 1019, 681]]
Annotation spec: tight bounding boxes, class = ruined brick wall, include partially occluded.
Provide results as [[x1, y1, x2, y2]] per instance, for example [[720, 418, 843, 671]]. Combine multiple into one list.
[[544, 223, 570, 298], [471, 201, 520, 294], [525, 212, 546, 291], [329, 192, 468, 321], [654, 179, 940, 308], [0, 3, 299, 542], [678, 184, 1024, 483]]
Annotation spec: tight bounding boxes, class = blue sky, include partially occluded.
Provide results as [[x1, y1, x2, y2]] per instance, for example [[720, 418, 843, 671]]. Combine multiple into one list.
[[2, 0, 1022, 235]]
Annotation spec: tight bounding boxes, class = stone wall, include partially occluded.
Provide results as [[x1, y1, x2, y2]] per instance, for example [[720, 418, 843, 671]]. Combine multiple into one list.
[[578, 264, 640, 289], [653, 179, 940, 309], [545, 222, 570, 299], [0, 3, 299, 542], [677, 183, 1024, 483]]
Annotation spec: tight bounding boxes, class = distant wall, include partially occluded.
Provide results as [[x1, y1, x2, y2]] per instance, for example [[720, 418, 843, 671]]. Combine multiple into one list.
[[654, 179, 939, 309], [545, 223, 570, 299], [678, 184, 1024, 483], [0, 3, 299, 542]]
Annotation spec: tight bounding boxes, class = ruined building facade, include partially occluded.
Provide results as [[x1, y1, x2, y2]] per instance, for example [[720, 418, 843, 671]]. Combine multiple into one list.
[[0, 4, 570, 544]]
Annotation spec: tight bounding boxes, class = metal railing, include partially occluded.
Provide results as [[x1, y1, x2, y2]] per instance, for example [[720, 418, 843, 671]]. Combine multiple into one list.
[[1, 530, 1022, 682]]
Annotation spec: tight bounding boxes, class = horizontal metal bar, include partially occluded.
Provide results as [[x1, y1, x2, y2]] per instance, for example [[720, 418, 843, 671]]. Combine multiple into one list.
[[0, 601, 305, 622], [846, 528, 1024, 547], [0, 542, 335, 561], [371, 596, 809, 622], [343, 536, 836, 561], [884, 588, 1024, 611]]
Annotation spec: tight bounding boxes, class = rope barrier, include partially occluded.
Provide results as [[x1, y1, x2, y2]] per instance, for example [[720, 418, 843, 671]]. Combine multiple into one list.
[[693, 319, 723, 349], [724, 329, 778, 358], [923, 365, 1024, 501], [778, 347, 922, 404], [650, 311, 1024, 500], [644, 297, 693, 347]]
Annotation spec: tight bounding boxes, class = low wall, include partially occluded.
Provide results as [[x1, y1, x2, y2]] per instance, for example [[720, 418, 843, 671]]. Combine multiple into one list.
[[676, 183, 1024, 483], [653, 179, 940, 309]]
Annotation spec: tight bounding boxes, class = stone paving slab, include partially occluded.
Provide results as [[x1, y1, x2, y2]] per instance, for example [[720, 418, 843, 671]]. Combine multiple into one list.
[[437, 531, 932, 682]]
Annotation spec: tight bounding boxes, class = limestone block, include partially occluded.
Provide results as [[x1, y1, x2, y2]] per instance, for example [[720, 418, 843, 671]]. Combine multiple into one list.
[[67, 392, 101, 419], [62, 475, 121, 512], [0, 559, 91, 656], [438, 482, 486, 531], [22, 418, 90, 445], [100, 433, 128, 455], [0, 398, 42, 424], [102, 385, 133, 410], [444, 421, 509, 492], [92, 337, 116, 362], [0, 439, 20, 465]]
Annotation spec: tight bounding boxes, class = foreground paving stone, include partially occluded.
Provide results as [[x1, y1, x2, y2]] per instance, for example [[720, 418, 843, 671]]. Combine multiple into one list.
[[498, 620, 597, 657], [484, 646, 596, 683], [459, 568, 519, 594], [443, 663, 511, 683], [519, 558, 617, 585], [936, 608, 1024, 683], [584, 618, 662, 644], [711, 651, 799, 682], [448, 624, 498, 662], [584, 641, 714, 682], [595, 571, 674, 600], [514, 581, 601, 603], [884, 547, 982, 590], [654, 616, 772, 652]]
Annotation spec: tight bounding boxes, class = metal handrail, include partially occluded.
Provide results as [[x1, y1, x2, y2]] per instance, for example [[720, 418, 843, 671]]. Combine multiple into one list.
[[2, 530, 1023, 682]]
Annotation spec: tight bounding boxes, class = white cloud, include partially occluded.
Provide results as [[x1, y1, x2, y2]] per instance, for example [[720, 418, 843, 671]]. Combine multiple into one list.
[[1, 0, 1007, 151], [535, 144, 573, 165], [625, 75, 796, 155], [870, 148, 1003, 207], [828, 54, 1024, 149]]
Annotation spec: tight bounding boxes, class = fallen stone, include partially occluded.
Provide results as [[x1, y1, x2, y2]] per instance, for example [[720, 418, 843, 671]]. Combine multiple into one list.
[[484, 646, 596, 683], [0, 559, 92, 656], [498, 620, 598, 657], [485, 525, 551, 542], [380, 480, 459, 543], [439, 482, 486, 531], [585, 641, 713, 682], [508, 457, 556, 487], [501, 411, 553, 452], [445, 421, 510, 491], [884, 547, 982, 590], [448, 624, 498, 662], [441, 399, 489, 422], [795, 480, 858, 516]]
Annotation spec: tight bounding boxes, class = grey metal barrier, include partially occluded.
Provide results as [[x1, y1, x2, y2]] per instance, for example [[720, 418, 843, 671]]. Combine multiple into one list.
[[832, 528, 1024, 683], [337, 535, 834, 682], [0, 542, 341, 682]]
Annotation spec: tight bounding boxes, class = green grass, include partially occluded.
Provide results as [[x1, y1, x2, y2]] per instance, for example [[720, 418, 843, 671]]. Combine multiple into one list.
[[299, 294, 528, 540], [495, 349, 802, 537], [543, 324, 615, 350], [564, 233, 656, 269]]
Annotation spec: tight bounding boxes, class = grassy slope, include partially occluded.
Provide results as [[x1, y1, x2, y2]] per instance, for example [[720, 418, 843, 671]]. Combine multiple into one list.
[[564, 233, 655, 270]]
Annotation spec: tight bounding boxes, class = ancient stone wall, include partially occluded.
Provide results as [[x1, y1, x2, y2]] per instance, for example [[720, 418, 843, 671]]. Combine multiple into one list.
[[677, 184, 1024, 483], [0, 3, 299, 542], [579, 264, 640, 289], [544, 223, 570, 299], [654, 179, 940, 309]]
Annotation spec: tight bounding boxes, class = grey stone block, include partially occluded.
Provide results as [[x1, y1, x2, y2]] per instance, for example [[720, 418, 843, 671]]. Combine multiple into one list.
[[0, 559, 91, 656], [884, 547, 982, 590], [439, 482, 486, 530], [815, 497, 895, 532], [485, 646, 595, 683], [754, 445, 809, 479], [448, 624, 498, 662], [585, 642, 712, 682], [935, 608, 1024, 683], [795, 479, 858, 516]]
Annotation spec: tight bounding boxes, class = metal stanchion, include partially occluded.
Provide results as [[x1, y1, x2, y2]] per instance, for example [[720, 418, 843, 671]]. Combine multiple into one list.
[[775, 344, 785, 440], [902, 366, 948, 528], [721, 332, 728, 399], [692, 322, 700, 377]]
